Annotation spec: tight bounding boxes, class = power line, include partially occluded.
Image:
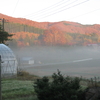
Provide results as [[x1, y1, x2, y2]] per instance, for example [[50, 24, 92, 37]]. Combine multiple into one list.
[[67, 7, 100, 21], [33, 0, 89, 20], [4, 0, 90, 30], [23, 0, 67, 17], [11, 0, 89, 22], [12, 0, 19, 16], [4, 0, 100, 31], [27, 0, 78, 19], [4, 7, 100, 32], [24, 0, 70, 18]]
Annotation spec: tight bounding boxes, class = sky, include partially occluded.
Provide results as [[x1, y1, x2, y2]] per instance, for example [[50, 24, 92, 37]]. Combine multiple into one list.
[[0, 0, 100, 25]]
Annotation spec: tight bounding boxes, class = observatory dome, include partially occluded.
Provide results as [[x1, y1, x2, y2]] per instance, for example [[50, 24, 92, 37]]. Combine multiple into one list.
[[0, 44, 17, 77]]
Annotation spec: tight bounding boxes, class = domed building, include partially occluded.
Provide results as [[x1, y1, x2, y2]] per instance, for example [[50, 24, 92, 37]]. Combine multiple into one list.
[[0, 44, 18, 77]]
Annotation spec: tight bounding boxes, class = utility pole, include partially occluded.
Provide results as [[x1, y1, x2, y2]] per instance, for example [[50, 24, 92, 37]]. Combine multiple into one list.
[[0, 18, 7, 100], [0, 18, 7, 31], [2, 18, 4, 31], [0, 55, 2, 100], [0, 19, 3, 100], [0, 19, 2, 100]]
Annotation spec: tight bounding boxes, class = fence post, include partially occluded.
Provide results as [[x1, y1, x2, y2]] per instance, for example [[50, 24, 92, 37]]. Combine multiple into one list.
[[0, 55, 2, 100]]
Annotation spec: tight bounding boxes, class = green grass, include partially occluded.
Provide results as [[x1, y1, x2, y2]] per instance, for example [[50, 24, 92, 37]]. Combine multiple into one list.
[[2, 79, 37, 100], [4, 95, 38, 100], [2, 76, 100, 100]]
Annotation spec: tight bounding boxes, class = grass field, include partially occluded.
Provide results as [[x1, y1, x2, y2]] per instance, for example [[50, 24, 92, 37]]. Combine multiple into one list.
[[2, 79, 38, 100], [2, 68, 100, 100], [2, 76, 100, 100], [2, 75, 90, 100]]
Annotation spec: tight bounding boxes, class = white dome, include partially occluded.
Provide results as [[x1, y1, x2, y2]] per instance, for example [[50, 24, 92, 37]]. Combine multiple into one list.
[[0, 44, 18, 77]]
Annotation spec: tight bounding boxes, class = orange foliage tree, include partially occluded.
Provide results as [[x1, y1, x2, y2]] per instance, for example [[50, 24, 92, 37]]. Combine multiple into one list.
[[42, 27, 71, 46], [11, 32, 40, 47]]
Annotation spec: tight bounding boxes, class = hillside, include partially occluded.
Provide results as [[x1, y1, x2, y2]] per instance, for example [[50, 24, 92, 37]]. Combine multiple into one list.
[[0, 13, 100, 47]]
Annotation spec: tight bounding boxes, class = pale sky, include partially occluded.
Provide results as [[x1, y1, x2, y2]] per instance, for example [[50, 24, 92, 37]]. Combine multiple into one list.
[[0, 0, 100, 25]]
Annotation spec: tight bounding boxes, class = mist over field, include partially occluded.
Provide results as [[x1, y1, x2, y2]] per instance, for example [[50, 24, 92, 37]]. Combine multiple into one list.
[[12, 46, 100, 78]]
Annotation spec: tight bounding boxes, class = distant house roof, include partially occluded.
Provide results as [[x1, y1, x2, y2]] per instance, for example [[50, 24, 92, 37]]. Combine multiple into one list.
[[21, 57, 34, 61]]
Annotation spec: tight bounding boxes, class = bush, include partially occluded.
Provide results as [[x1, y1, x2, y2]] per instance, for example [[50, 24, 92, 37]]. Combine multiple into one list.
[[34, 70, 86, 100], [17, 68, 39, 80]]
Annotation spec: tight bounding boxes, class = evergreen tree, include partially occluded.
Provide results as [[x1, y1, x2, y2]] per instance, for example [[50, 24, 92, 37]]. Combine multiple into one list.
[[0, 24, 13, 44], [34, 70, 86, 100]]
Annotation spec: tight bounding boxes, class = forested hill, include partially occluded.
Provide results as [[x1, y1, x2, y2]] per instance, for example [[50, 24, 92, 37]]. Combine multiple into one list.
[[1, 13, 100, 47]]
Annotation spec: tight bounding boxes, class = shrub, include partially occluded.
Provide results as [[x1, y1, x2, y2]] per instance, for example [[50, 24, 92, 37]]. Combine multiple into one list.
[[34, 70, 86, 100], [17, 68, 39, 80]]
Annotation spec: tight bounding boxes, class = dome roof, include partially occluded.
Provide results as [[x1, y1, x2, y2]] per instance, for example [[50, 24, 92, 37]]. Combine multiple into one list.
[[0, 44, 16, 61], [0, 44, 18, 77]]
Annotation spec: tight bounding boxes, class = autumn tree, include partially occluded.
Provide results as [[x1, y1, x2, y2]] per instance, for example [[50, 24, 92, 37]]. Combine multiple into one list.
[[43, 27, 68, 46], [0, 24, 13, 44]]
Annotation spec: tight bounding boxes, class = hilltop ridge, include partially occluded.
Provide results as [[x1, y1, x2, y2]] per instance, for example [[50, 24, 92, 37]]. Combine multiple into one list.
[[0, 13, 100, 47]]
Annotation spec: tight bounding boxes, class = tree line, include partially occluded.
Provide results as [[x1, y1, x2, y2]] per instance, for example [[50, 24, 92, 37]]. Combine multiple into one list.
[[4, 22, 45, 34], [1, 22, 100, 47]]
